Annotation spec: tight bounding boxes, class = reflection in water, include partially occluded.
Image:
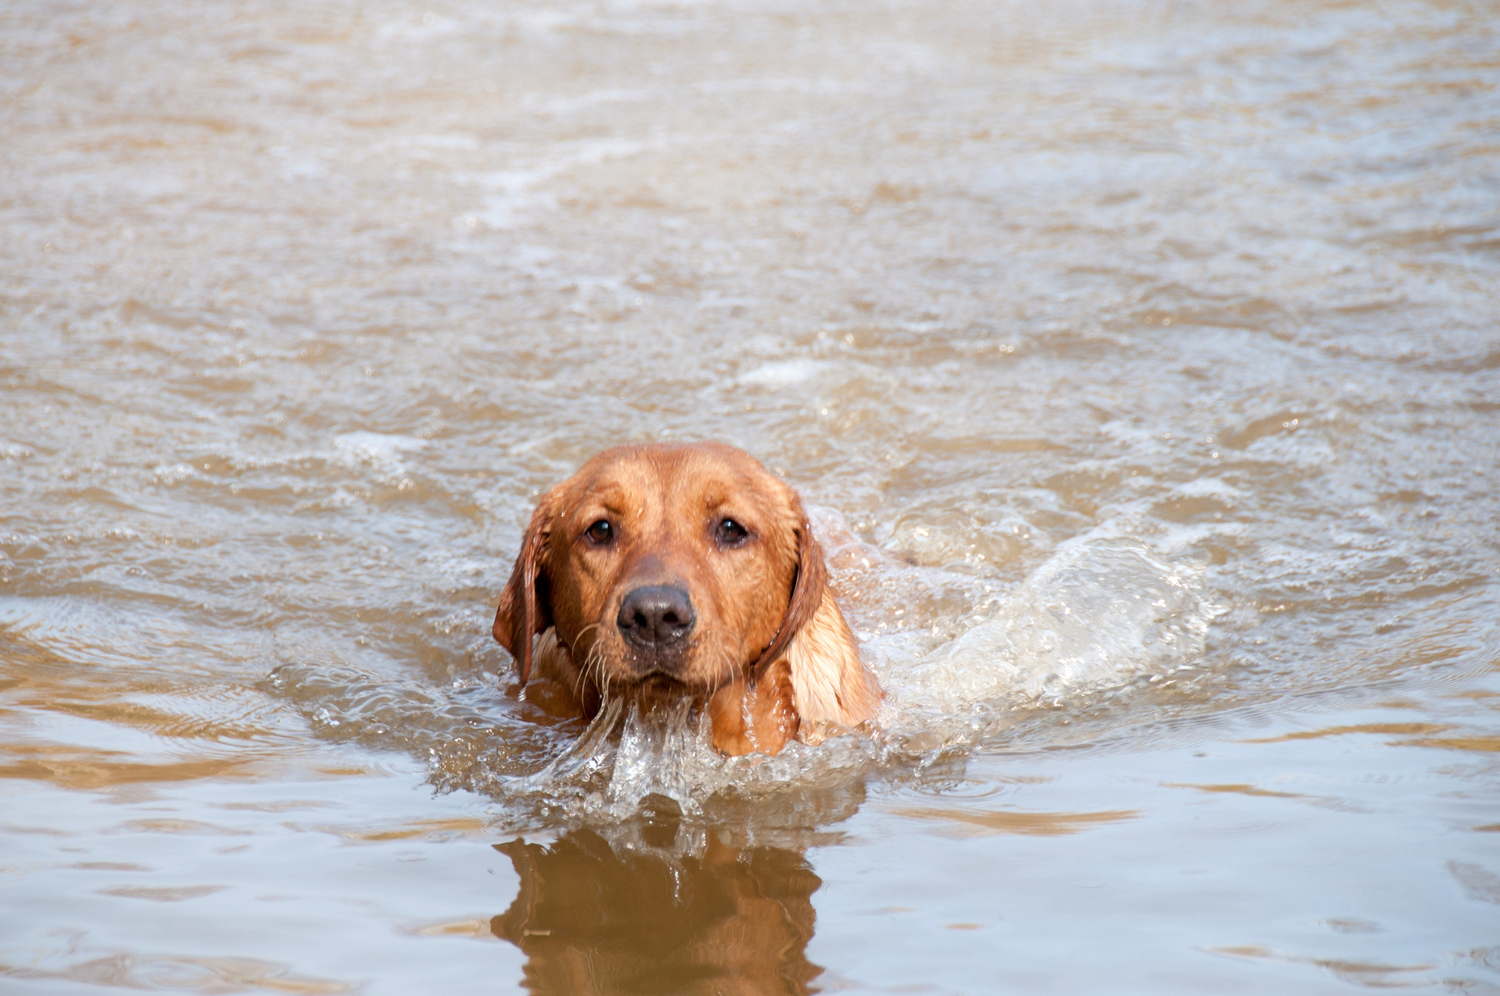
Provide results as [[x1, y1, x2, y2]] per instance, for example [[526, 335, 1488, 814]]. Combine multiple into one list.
[[493, 816, 821, 995]]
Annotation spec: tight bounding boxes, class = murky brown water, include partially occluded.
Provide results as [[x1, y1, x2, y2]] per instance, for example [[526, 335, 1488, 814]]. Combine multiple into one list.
[[4, 0, 1499, 991]]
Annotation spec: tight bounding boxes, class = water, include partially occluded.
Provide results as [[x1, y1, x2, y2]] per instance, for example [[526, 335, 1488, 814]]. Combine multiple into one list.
[[3, 0, 1498, 991]]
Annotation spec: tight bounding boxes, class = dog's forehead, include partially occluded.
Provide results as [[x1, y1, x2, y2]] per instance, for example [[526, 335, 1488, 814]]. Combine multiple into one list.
[[552, 441, 804, 537], [566, 443, 783, 513]]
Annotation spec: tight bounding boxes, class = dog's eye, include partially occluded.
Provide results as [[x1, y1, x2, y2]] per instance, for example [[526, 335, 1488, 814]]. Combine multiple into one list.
[[715, 517, 749, 547], [584, 519, 614, 545]]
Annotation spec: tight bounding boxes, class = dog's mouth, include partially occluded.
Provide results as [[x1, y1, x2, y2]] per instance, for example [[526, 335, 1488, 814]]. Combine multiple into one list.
[[607, 669, 722, 706], [604, 629, 707, 688], [594, 627, 741, 700], [628, 672, 691, 698]]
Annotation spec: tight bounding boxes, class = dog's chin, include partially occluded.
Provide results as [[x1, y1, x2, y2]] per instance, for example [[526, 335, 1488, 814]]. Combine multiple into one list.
[[605, 666, 722, 707], [636, 672, 689, 696]]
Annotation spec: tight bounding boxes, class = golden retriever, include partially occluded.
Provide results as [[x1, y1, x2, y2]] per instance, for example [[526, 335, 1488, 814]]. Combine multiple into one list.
[[493, 442, 881, 756]]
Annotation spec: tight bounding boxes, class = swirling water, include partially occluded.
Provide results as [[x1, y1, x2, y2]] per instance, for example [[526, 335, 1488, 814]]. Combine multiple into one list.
[[2, 0, 1498, 992]]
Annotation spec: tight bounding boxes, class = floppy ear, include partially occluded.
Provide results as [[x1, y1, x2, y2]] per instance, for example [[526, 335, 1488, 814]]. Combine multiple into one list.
[[785, 587, 881, 742], [493, 495, 558, 683], [751, 519, 882, 743], [749, 520, 828, 676]]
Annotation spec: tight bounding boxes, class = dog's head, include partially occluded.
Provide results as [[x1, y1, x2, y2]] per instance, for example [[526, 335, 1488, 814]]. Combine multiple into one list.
[[492, 442, 826, 700]]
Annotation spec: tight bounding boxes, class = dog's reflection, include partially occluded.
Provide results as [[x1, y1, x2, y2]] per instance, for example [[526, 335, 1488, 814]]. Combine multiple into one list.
[[492, 824, 822, 995]]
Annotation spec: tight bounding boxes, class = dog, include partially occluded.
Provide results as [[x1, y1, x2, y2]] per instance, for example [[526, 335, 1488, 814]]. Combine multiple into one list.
[[493, 442, 881, 756]]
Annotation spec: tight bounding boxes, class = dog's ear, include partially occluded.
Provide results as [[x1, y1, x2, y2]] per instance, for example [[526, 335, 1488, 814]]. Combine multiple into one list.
[[785, 586, 881, 740], [750, 518, 882, 739], [493, 493, 559, 683], [750, 520, 828, 676]]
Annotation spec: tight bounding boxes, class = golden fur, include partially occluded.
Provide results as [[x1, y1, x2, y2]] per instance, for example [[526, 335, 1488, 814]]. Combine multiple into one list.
[[493, 442, 880, 756]]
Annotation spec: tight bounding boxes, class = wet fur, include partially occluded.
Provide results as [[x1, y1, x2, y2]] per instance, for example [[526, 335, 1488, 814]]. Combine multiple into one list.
[[493, 442, 881, 756]]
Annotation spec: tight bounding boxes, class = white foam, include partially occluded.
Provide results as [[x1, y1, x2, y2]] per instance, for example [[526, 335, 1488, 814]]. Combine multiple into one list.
[[737, 359, 827, 388], [888, 535, 1223, 735], [152, 462, 196, 485], [331, 432, 427, 470]]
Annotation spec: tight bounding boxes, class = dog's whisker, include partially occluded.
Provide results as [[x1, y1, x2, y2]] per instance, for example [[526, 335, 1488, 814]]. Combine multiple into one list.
[[576, 641, 601, 702], [711, 640, 738, 693], [565, 623, 606, 703], [569, 622, 600, 657], [585, 641, 616, 713]]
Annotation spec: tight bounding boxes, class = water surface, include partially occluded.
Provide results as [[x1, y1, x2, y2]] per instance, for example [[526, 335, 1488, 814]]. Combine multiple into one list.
[[3, 0, 1499, 992]]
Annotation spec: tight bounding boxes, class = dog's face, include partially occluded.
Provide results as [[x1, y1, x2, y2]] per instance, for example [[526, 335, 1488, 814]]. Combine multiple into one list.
[[494, 443, 820, 700], [494, 442, 880, 756]]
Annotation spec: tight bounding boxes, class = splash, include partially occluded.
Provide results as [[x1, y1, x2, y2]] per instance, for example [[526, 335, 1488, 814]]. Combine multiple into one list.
[[885, 534, 1223, 741], [468, 693, 873, 834]]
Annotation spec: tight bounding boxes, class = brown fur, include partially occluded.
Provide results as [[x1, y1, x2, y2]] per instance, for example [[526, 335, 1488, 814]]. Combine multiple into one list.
[[493, 442, 881, 756]]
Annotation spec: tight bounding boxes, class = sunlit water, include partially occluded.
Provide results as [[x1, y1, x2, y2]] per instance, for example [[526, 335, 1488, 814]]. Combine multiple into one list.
[[3, 0, 1498, 992]]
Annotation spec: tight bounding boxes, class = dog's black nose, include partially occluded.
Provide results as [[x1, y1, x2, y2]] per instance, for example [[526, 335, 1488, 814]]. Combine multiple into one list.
[[617, 585, 695, 650]]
